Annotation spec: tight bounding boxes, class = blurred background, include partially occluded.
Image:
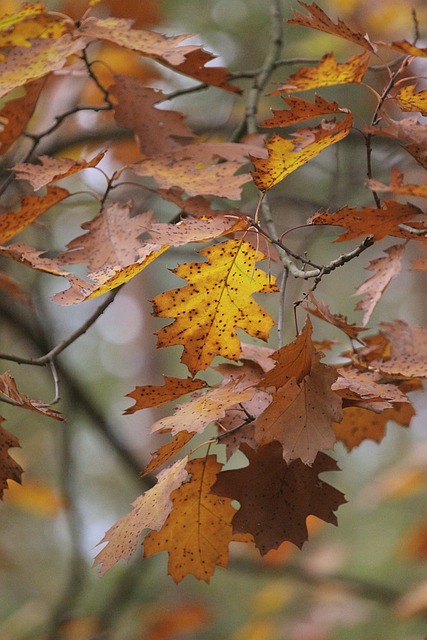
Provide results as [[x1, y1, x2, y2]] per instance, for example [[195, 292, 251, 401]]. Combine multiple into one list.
[[0, 0, 427, 638]]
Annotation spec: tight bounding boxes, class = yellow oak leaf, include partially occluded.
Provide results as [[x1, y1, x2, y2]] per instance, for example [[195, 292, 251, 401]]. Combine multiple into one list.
[[271, 52, 370, 94], [94, 457, 189, 574], [0, 8, 71, 52], [396, 86, 427, 117], [251, 113, 352, 192], [262, 95, 350, 127], [152, 239, 277, 375], [143, 456, 235, 583], [0, 186, 69, 243]]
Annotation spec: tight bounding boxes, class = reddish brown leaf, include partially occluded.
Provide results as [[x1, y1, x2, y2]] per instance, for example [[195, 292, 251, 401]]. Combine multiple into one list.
[[213, 442, 346, 554], [112, 78, 194, 157], [263, 95, 350, 127], [0, 417, 23, 499], [13, 151, 106, 191], [308, 200, 423, 242], [143, 431, 194, 476], [94, 457, 189, 574], [333, 403, 415, 450], [363, 116, 427, 146], [144, 456, 236, 583], [270, 52, 369, 94], [0, 186, 69, 243], [302, 293, 365, 340], [0, 372, 63, 421], [0, 79, 44, 154], [368, 168, 427, 199], [254, 357, 341, 465], [124, 376, 206, 414], [288, 2, 377, 52], [354, 244, 405, 325]]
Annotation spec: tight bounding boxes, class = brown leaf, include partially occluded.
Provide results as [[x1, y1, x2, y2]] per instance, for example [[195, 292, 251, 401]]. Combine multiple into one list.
[[13, 151, 106, 191], [0, 79, 44, 154], [124, 376, 206, 414], [308, 200, 423, 242], [288, 2, 377, 52], [363, 115, 427, 146], [112, 78, 194, 157], [148, 214, 249, 246], [94, 457, 189, 573], [0, 372, 63, 421], [254, 357, 341, 465], [212, 442, 346, 554], [270, 52, 369, 94], [333, 403, 414, 450], [0, 417, 23, 500], [262, 95, 350, 127], [0, 242, 72, 276], [143, 431, 194, 476], [333, 366, 409, 404], [144, 456, 236, 583], [354, 244, 405, 325], [371, 321, 427, 378], [302, 293, 365, 339], [0, 186, 69, 243], [368, 168, 427, 199], [0, 272, 30, 305], [57, 203, 154, 271]]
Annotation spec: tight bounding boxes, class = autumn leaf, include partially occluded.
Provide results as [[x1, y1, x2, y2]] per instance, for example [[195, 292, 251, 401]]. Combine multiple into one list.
[[288, 2, 377, 52], [333, 403, 414, 451], [262, 95, 350, 127], [308, 200, 424, 242], [370, 321, 427, 378], [130, 142, 258, 199], [0, 372, 63, 421], [302, 293, 366, 340], [0, 417, 23, 499], [213, 442, 346, 554], [143, 431, 194, 476], [94, 457, 189, 574], [368, 168, 427, 199], [333, 366, 409, 405], [144, 456, 236, 583], [254, 355, 341, 465], [148, 215, 250, 246], [152, 239, 277, 374], [363, 115, 427, 146], [251, 114, 352, 191], [354, 244, 405, 325], [57, 203, 155, 271], [270, 52, 370, 94], [0, 271, 30, 305], [376, 40, 427, 57], [0, 4, 71, 53], [124, 376, 206, 414], [396, 86, 427, 117], [13, 151, 106, 191], [0, 186, 69, 243], [0, 242, 72, 277], [0, 79, 44, 153], [112, 78, 194, 157]]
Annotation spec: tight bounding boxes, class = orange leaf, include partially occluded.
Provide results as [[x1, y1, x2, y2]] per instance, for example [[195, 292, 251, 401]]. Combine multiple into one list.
[[302, 293, 366, 339], [144, 456, 235, 583], [0, 372, 63, 421], [262, 95, 350, 127], [212, 442, 346, 554], [396, 85, 427, 117], [152, 239, 277, 374], [333, 403, 414, 451], [288, 2, 377, 52], [368, 168, 427, 199], [0, 186, 69, 243], [0, 79, 44, 153], [143, 431, 194, 476], [354, 244, 405, 325], [271, 52, 369, 94], [124, 376, 206, 414], [376, 40, 427, 57], [94, 457, 189, 574], [13, 151, 106, 191], [308, 200, 423, 241], [254, 356, 341, 465], [251, 113, 352, 191], [0, 417, 23, 500], [112, 78, 194, 157], [145, 603, 209, 640]]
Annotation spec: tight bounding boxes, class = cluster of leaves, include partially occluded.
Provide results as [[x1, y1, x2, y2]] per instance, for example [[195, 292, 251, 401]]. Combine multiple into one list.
[[0, 1, 426, 584]]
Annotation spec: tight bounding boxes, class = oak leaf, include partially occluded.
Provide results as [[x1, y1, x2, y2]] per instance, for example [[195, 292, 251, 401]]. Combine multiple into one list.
[[363, 116, 427, 146], [333, 404, 414, 451], [254, 357, 341, 465], [271, 52, 369, 94], [13, 151, 106, 191], [0, 79, 44, 153], [153, 239, 277, 374], [143, 456, 236, 583], [124, 377, 206, 414], [333, 366, 409, 404], [262, 95, 350, 127], [0, 417, 23, 499], [94, 458, 189, 574], [354, 244, 405, 325], [368, 168, 427, 199], [288, 2, 376, 52], [308, 200, 423, 241], [251, 114, 352, 191], [376, 40, 427, 57], [302, 293, 365, 339], [143, 431, 194, 476], [396, 86, 427, 117], [0, 186, 69, 243], [148, 215, 249, 246], [0, 372, 63, 421], [212, 442, 346, 554], [0, 5, 71, 53], [0, 242, 72, 277], [371, 321, 427, 378]]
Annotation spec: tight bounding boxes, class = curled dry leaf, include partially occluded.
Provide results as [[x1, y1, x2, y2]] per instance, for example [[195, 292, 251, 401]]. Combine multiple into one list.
[[13, 151, 106, 191], [0, 372, 63, 421], [302, 293, 366, 340]]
